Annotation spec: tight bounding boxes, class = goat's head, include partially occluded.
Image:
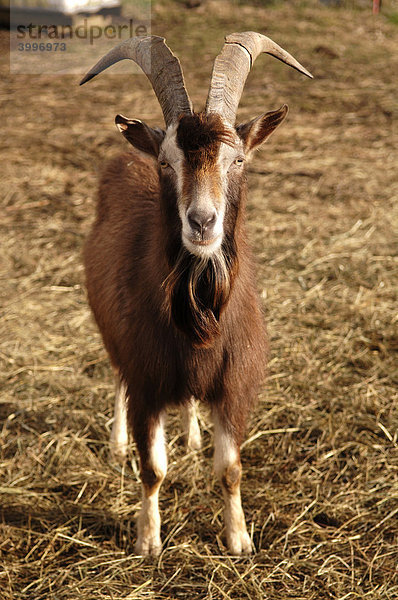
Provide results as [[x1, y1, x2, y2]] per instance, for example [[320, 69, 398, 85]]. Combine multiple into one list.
[[81, 33, 312, 345], [81, 33, 311, 260]]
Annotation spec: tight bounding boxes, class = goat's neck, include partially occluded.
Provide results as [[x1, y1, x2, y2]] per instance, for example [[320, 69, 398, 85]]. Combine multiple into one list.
[[159, 178, 247, 347]]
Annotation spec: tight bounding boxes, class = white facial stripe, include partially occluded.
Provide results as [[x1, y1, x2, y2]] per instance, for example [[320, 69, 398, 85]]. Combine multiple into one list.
[[218, 136, 244, 175], [160, 122, 244, 258], [160, 124, 185, 195]]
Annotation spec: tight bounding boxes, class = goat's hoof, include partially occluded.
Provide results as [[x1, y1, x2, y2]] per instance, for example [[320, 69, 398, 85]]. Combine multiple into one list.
[[134, 536, 162, 557], [227, 530, 253, 555]]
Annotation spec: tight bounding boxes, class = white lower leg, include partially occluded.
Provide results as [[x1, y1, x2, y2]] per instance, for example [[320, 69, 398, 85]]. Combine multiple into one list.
[[136, 487, 162, 556], [213, 413, 252, 555], [135, 416, 167, 557], [110, 378, 129, 462], [182, 398, 201, 450], [221, 485, 252, 555]]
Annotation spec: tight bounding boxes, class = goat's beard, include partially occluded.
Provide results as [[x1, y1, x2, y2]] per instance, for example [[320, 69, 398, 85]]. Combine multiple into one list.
[[163, 245, 235, 348]]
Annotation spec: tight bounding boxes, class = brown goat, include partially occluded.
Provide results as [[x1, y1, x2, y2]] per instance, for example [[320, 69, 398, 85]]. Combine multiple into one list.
[[81, 32, 312, 556]]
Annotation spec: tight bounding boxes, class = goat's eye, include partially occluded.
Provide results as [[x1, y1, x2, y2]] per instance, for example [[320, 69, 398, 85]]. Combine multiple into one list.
[[159, 160, 170, 169], [234, 158, 244, 166]]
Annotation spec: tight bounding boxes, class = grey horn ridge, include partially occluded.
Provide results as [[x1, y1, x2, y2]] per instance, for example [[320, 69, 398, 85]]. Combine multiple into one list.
[[80, 31, 312, 126], [79, 35, 193, 127], [205, 31, 313, 124]]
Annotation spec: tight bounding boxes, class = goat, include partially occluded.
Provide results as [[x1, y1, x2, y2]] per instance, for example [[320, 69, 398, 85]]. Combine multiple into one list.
[[80, 32, 312, 556]]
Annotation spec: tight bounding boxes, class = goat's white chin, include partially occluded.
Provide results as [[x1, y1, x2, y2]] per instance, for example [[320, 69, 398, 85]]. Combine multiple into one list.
[[182, 234, 222, 258]]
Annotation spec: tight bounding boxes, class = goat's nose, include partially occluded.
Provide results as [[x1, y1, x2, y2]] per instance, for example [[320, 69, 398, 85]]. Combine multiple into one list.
[[187, 209, 217, 235]]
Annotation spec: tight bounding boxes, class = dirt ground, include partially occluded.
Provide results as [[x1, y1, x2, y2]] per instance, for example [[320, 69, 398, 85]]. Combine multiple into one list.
[[1, 1, 397, 598]]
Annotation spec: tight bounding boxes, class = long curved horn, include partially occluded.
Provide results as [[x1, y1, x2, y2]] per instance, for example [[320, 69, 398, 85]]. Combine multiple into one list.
[[205, 31, 313, 124], [80, 36, 193, 127]]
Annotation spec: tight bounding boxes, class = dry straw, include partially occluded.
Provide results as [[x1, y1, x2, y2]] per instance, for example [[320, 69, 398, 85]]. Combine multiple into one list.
[[1, 1, 397, 598]]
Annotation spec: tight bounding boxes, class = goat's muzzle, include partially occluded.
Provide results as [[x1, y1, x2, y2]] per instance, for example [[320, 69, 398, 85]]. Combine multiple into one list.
[[183, 205, 224, 257], [187, 208, 217, 241]]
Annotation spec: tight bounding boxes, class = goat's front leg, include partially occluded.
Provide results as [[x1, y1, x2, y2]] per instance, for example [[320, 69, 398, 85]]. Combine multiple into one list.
[[110, 377, 129, 462], [132, 411, 167, 556], [213, 408, 252, 555]]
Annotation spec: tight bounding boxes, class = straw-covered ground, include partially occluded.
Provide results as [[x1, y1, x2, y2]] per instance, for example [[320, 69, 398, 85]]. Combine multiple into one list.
[[1, 1, 397, 598]]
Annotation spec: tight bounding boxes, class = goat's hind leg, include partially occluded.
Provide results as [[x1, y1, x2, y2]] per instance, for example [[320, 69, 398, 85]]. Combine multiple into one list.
[[110, 377, 129, 462], [181, 397, 201, 451], [213, 408, 252, 555], [132, 411, 167, 557]]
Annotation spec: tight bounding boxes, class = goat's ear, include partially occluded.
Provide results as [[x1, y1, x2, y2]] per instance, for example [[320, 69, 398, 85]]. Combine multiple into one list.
[[115, 114, 165, 158], [237, 104, 288, 155]]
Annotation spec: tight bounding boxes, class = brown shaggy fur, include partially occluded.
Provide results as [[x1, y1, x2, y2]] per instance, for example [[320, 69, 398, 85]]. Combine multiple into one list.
[[84, 113, 267, 456]]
